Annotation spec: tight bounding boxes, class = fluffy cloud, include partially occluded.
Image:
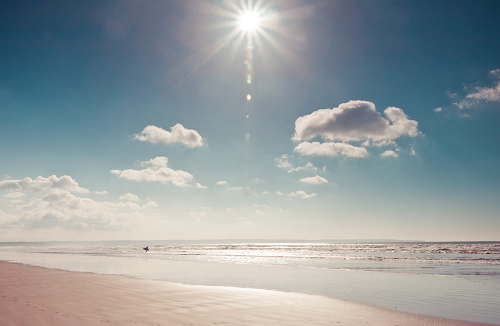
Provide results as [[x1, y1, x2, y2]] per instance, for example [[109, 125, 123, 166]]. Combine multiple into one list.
[[95, 190, 109, 195], [134, 124, 203, 148], [119, 193, 139, 202], [294, 141, 368, 158], [299, 175, 328, 185], [293, 100, 419, 142], [0, 175, 160, 231], [111, 157, 198, 187], [0, 175, 89, 193], [457, 69, 500, 109], [0, 190, 147, 230], [289, 191, 317, 199], [381, 150, 399, 158], [216, 181, 228, 185]]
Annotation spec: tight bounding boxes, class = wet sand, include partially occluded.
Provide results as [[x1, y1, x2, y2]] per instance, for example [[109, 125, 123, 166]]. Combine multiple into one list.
[[0, 261, 496, 326]]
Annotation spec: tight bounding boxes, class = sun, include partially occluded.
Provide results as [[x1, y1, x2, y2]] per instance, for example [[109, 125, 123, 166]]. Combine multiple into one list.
[[239, 11, 260, 32]]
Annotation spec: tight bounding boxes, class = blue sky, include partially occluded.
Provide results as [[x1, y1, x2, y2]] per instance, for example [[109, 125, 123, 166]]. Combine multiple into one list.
[[1, 0, 499, 241]]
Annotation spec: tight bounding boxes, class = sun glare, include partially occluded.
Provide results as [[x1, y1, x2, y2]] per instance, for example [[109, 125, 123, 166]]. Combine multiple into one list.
[[239, 11, 260, 32]]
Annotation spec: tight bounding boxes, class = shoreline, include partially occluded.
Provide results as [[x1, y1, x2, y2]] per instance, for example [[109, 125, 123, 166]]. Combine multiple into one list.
[[0, 260, 497, 326]]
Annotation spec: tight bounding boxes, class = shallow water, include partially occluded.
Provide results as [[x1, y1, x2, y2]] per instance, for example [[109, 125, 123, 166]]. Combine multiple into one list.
[[1, 241, 499, 324]]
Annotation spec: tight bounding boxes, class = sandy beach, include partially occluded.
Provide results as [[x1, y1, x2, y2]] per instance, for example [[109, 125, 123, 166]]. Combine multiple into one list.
[[0, 261, 497, 326]]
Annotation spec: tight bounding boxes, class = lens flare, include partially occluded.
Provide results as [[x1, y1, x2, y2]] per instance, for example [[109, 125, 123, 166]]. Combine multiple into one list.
[[239, 12, 260, 32]]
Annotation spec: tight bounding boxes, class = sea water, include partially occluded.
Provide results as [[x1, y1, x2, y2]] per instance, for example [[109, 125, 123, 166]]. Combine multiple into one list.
[[1, 241, 499, 324]]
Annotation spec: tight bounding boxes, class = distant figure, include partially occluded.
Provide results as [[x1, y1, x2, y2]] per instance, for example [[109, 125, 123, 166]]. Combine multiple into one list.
[[143, 246, 149, 252]]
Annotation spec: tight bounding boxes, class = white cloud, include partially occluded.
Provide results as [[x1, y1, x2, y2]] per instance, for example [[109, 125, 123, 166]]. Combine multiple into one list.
[[134, 124, 203, 148], [434, 107, 442, 113], [381, 150, 399, 158], [294, 142, 368, 158], [288, 162, 317, 173], [289, 191, 317, 199], [94, 190, 109, 195], [293, 100, 419, 142], [2, 190, 146, 230], [299, 175, 328, 185], [0, 175, 89, 193], [216, 181, 228, 185], [275, 154, 292, 169], [119, 193, 139, 202], [194, 183, 207, 189], [276, 191, 284, 195], [458, 69, 500, 109], [3, 192, 25, 199], [111, 157, 197, 187], [410, 147, 416, 156], [262, 191, 270, 195], [229, 187, 243, 190], [146, 201, 158, 207]]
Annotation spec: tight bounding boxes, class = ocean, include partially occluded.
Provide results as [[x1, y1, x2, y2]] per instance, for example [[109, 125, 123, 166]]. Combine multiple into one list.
[[1, 240, 499, 324]]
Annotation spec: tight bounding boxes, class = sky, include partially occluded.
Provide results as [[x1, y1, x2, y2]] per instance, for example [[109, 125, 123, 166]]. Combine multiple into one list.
[[1, 0, 500, 242]]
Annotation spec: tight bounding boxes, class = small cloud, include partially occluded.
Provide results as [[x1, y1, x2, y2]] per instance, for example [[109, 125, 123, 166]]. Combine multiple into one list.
[[134, 124, 203, 148], [229, 187, 243, 190], [434, 107, 442, 113], [111, 156, 198, 187], [289, 191, 317, 199], [199, 206, 211, 210], [410, 147, 416, 156], [288, 162, 317, 173], [119, 193, 139, 202], [3, 192, 25, 199], [456, 69, 500, 109], [381, 150, 399, 158], [94, 190, 109, 195], [322, 166, 327, 172], [262, 191, 270, 195], [275, 154, 292, 169], [194, 183, 207, 189], [255, 210, 263, 214], [146, 201, 158, 207], [276, 191, 284, 196], [216, 181, 228, 186], [299, 175, 329, 185], [459, 113, 470, 118]]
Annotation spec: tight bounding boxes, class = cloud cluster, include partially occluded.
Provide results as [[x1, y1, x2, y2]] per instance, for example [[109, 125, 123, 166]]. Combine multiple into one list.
[[111, 157, 203, 188], [134, 124, 203, 148], [299, 175, 328, 185], [457, 69, 500, 109], [0, 175, 156, 230], [0, 175, 89, 193], [291, 101, 419, 159]]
